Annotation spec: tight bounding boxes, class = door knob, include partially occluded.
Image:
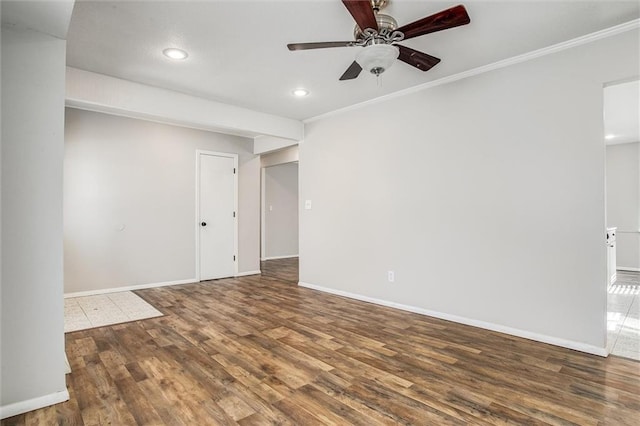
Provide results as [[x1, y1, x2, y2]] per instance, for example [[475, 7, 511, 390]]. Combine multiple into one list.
[[201, 222, 207, 227]]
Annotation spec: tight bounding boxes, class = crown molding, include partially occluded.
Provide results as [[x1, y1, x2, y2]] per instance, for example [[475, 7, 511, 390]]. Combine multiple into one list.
[[305, 19, 640, 124]]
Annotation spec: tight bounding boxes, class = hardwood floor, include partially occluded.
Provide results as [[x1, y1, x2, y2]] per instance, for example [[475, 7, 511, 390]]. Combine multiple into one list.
[[3, 260, 640, 425], [261, 257, 298, 283]]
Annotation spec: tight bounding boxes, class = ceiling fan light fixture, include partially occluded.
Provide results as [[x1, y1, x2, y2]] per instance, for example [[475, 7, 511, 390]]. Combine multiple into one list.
[[355, 44, 399, 76]]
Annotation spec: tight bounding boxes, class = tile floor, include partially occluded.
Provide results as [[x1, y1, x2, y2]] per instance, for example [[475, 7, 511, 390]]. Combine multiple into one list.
[[64, 291, 163, 332], [607, 270, 640, 360]]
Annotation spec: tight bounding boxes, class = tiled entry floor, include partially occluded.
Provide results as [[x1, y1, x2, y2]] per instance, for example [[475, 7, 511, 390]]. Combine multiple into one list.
[[64, 291, 163, 332], [607, 271, 640, 361]]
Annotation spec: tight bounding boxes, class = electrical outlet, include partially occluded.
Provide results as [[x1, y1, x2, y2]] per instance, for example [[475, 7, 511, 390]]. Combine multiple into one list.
[[387, 271, 395, 283]]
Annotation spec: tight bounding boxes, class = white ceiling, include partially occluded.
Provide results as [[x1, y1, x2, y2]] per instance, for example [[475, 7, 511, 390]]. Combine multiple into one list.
[[66, 0, 640, 121], [604, 80, 640, 145], [2, 0, 75, 39]]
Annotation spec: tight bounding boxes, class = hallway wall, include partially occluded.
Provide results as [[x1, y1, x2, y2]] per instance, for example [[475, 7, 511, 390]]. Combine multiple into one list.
[[264, 163, 299, 259], [64, 109, 261, 294], [607, 141, 640, 270]]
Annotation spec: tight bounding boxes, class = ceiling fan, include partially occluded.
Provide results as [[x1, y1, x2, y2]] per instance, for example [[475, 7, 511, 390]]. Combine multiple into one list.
[[287, 0, 470, 81]]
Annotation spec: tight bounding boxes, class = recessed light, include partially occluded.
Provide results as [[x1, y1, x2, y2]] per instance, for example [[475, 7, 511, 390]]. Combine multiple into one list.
[[163, 48, 188, 60], [605, 134, 616, 140], [292, 88, 309, 97]]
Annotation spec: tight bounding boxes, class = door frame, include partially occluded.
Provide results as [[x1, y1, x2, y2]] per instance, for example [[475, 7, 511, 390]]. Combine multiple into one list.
[[260, 161, 299, 261], [261, 166, 266, 260], [195, 149, 239, 281]]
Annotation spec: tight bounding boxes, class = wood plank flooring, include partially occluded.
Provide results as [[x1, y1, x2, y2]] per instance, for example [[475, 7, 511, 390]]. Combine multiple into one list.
[[3, 259, 640, 425], [261, 257, 298, 283]]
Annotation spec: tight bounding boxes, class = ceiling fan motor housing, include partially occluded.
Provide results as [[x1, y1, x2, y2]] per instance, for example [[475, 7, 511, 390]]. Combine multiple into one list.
[[354, 13, 399, 40], [371, 0, 389, 12], [352, 4, 402, 77]]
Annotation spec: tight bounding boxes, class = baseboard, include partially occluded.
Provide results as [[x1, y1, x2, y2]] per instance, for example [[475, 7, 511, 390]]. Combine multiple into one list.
[[64, 355, 71, 374], [64, 278, 197, 298], [235, 270, 261, 277], [261, 255, 299, 261], [0, 390, 69, 420], [618, 267, 640, 272], [298, 282, 608, 357]]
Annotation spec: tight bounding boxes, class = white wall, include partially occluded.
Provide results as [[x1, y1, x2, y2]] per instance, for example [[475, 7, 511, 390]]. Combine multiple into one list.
[[254, 135, 298, 155], [264, 163, 299, 259], [66, 67, 304, 141], [1, 26, 68, 416], [261, 145, 299, 168], [299, 29, 640, 354], [607, 142, 640, 270], [64, 108, 261, 294]]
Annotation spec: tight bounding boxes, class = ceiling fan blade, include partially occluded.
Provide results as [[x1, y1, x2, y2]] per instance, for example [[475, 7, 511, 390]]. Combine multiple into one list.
[[396, 45, 441, 71], [396, 4, 470, 40], [288, 41, 355, 51], [339, 61, 363, 81], [342, 0, 378, 32]]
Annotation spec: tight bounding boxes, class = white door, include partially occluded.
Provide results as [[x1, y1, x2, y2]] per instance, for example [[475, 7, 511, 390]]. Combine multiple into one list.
[[198, 152, 236, 280]]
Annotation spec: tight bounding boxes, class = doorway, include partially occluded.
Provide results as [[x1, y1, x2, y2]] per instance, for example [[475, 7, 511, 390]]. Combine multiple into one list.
[[261, 162, 299, 261], [604, 79, 640, 360], [260, 160, 299, 283], [196, 150, 238, 281]]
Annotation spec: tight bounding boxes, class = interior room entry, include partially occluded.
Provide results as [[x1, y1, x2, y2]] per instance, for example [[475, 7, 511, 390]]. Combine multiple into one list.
[[197, 151, 237, 281], [603, 78, 640, 359], [261, 162, 299, 260]]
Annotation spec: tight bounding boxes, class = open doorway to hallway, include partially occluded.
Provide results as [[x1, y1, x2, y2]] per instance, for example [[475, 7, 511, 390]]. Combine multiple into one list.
[[260, 145, 300, 284], [604, 78, 640, 360]]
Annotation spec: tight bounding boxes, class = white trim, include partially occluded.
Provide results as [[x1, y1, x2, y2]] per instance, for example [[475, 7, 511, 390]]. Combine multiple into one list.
[[261, 166, 266, 260], [195, 151, 201, 281], [233, 155, 239, 277], [299, 282, 608, 357], [64, 279, 196, 298], [304, 19, 640, 124], [618, 267, 640, 272], [1, 390, 70, 420], [195, 150, 239, 282], [64, 355, 71, 374], [261, 163, 301, 261], [235, 270, 262, 277], [261, 255, 299, 260]]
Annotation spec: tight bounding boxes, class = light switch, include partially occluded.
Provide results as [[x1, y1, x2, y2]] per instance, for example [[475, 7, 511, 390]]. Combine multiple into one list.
[[269, 205, 273, 211], [305, 200, 312, 210]]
